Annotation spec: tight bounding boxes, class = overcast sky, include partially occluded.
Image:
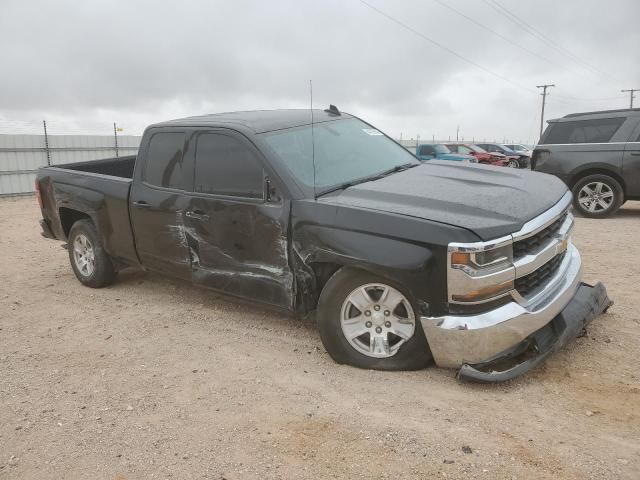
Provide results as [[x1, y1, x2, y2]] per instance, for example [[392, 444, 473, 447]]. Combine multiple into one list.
[[1, 0, 639, 143]]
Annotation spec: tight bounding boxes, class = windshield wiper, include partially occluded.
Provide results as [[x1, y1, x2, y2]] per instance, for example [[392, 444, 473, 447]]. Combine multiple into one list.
[[316, 163, 419, 197]]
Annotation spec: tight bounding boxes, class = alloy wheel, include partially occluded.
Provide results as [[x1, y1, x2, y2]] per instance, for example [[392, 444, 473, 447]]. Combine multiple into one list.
[[340, 283, 416, 358], [578, 182, 614, 213]]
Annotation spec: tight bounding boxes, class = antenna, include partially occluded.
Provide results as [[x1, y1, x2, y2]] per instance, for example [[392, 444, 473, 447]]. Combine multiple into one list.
[[310, 80, 317, 199]]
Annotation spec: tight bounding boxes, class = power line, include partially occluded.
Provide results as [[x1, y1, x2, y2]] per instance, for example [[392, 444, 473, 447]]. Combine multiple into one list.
[[621, 89, 638, 109], [483, 0, 622, 83], [357, 0, 536, 97], [429, 0, 594, 83]]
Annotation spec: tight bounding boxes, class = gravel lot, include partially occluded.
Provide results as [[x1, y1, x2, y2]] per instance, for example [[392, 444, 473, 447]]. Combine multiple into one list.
[[1, 195, 639, 479]]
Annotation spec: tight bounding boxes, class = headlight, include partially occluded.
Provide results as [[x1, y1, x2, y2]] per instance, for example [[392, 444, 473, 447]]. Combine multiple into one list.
[[448, 243, 515, 304], [451, 244, 513, 275]]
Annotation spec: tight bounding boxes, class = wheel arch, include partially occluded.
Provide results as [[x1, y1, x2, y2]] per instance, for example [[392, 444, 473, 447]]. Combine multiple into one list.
[[59, 207, 93, 239]]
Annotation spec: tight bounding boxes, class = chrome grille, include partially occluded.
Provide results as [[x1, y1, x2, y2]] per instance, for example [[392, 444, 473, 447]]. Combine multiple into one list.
[[513, 212, 568, 259], [515, 252, 566, 297]]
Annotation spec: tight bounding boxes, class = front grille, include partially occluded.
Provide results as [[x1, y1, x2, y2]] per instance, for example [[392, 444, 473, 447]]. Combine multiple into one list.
[[513, 213, 567, 259], [515, 252, 566, 297]]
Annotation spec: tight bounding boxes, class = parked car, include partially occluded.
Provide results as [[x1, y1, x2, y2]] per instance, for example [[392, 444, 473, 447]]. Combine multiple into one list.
[[415, 143, 478, 163], [504, 143, 533, 157], [35, 108, 610, 382], [476, 143, 529, 168], [445, 143, 508, 167], [533, 108, 640, 218]]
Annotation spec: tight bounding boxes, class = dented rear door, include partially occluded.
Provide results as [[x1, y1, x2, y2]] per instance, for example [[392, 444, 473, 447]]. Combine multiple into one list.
[[183, 129, 294, 309]]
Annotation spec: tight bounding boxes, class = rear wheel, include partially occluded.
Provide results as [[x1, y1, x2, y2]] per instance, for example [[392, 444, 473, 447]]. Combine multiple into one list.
[[317, 268, 432, 370], [572, 174, 623, 218], [68, 219, 117, 287]]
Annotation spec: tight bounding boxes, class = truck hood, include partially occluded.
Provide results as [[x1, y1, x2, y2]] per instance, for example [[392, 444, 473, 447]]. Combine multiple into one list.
[[319, 161, 568, 241]]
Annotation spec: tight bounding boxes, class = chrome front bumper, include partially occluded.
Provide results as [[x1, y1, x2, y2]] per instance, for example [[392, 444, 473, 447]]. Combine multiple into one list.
[[421, 243, 585, 368]]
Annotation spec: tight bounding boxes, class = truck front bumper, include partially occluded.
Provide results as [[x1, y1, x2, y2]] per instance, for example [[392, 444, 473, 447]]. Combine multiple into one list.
[[420, 245, 611, 382]]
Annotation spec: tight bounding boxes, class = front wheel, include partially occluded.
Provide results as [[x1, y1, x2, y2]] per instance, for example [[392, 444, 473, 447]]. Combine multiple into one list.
[[507, 159, 519, 168], [316, 268, 432, 371], [68, 219, 117, 288], [571, 174, 623, 218]]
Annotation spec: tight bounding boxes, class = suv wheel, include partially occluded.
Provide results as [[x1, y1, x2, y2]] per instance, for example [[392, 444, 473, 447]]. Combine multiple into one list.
[[316, 268, 432, 371], [572, 174, 623, 218]]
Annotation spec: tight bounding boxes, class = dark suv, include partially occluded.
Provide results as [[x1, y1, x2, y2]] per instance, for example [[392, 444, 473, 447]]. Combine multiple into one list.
[[533, 108, 640, 218]]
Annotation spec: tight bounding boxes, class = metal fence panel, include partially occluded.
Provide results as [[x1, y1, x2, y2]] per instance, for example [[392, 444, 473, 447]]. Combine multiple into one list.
[[0, 134, 141, 196]]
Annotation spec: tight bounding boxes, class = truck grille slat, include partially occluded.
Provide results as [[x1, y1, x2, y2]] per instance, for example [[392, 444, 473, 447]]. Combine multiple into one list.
[[515, 252, 566, 297], [513, 212, 567, 259]]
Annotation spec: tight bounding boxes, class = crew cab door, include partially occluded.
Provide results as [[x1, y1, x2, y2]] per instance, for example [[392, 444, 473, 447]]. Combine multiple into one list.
[[182, 129, 293, 309], [129, 129, 193, 280], [623, 122, 640, 196]]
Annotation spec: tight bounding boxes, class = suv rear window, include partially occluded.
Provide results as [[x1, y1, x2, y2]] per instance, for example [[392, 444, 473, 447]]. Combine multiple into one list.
[[543, 117, 625, 144]]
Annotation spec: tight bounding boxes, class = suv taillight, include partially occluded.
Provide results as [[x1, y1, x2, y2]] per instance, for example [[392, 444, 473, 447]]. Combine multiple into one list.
[[35, 180, 43, 209]]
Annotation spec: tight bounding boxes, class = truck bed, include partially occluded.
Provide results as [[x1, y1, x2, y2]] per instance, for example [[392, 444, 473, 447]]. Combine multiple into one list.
[[55, 155, 136, 178]]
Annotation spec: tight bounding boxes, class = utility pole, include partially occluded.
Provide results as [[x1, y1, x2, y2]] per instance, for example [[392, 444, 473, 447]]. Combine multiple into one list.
[[536, 84, 555, 140], [621, 89, 638, 109]]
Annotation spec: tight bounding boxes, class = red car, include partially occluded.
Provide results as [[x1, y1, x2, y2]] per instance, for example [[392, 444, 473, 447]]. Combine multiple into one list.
[[446, 144, 509, 167]]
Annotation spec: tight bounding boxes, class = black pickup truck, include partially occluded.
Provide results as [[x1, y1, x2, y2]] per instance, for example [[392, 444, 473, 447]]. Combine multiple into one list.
[[36, 108, 611, 382]]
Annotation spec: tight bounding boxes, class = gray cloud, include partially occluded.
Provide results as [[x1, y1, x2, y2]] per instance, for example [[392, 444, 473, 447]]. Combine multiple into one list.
[[1, 0, 639, 143]]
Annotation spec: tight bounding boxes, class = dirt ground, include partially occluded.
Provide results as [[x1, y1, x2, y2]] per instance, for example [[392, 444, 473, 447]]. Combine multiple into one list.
[[0, 196, 639, 480]]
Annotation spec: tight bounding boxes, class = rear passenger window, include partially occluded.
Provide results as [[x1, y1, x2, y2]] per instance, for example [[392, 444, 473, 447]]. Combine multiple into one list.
[[144, 132, 187, 189], [544, 118, 625, 144], [194, 133, 263, 198]]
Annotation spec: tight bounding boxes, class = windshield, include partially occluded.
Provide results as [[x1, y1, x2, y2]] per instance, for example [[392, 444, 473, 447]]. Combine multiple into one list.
[[468, 144, 487, 153], [262, 118, 418, 194]]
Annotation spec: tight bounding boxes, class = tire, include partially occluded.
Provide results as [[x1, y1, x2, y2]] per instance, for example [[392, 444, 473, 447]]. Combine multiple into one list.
[[571, 174, 624, 218], [507, 159, 519, 168], [68, 219, 117, 288], [316, 267, 432, 371]]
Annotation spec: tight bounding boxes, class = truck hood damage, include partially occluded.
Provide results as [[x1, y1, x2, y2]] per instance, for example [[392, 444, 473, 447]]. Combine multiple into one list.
[[319, 161, 568, 241]]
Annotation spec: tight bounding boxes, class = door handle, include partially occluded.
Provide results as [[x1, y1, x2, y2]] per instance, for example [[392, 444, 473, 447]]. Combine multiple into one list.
[[630, 152, 640, 156], [185, 210, 210, 221], [132, 200, 150, 208]]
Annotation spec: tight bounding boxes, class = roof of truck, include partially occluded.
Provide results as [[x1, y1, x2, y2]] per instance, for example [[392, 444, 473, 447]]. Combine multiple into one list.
[[150, 109, 353, 134]]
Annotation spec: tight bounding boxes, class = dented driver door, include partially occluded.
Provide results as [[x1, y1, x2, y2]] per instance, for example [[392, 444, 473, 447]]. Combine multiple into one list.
[[182, 129, 294, 309]]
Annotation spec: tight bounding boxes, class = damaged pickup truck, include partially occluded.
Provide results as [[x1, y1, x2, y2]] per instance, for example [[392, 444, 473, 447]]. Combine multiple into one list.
[[36, 108, 611, 382]]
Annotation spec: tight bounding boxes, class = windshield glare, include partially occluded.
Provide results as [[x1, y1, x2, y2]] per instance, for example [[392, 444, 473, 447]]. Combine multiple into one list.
[[262, 118, 418, 193]]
